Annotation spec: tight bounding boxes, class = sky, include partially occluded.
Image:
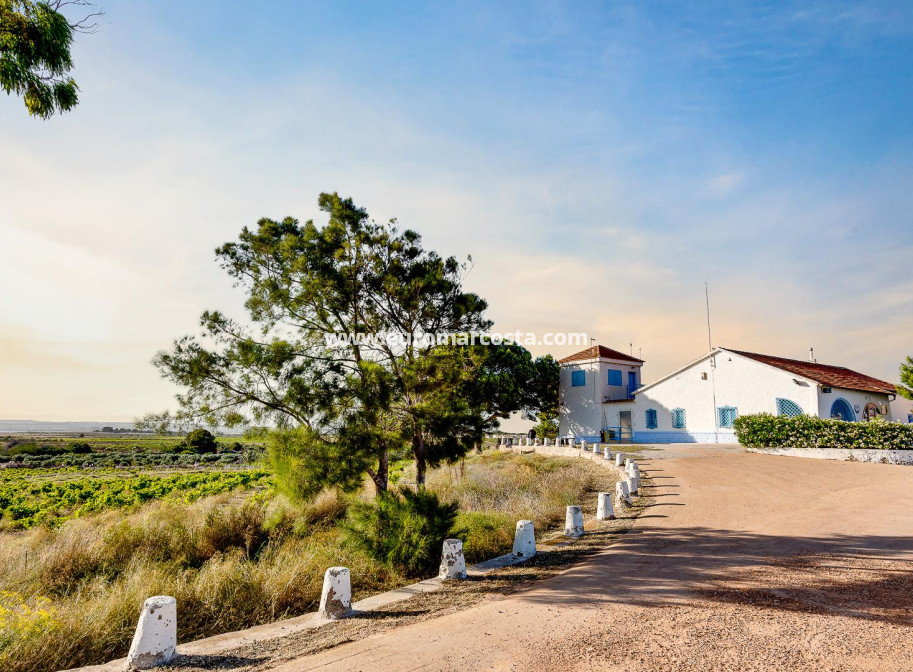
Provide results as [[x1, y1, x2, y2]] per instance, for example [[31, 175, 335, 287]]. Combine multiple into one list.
[[1, 0, 912, 424]]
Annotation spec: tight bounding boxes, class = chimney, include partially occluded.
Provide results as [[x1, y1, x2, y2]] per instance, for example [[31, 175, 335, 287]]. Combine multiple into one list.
[[809, 347, 816, 363]]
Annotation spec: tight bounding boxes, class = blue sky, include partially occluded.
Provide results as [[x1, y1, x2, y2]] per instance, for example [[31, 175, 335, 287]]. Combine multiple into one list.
[[1, 1, 912, 421]]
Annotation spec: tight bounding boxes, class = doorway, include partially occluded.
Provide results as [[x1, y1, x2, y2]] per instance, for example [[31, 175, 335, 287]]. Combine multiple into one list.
[[619, 410, 633, 442]]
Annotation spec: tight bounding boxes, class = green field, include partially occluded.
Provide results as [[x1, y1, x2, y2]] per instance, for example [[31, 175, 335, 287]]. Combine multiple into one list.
[[0, 432, 264, 469]]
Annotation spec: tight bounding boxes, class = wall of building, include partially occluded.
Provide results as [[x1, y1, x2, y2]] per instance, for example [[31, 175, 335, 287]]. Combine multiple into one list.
[[559, 357, 642, 440], [632, 351, 821, 443], [558, 361, 601, 439], [817, 387, 894, 422]]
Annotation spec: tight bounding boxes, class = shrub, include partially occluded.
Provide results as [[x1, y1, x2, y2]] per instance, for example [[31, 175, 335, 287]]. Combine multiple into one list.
[[184, 429, 218, 455], [734, 413, 913, 450], [65, 442, 91, 455], [341, 487, 459, 577]]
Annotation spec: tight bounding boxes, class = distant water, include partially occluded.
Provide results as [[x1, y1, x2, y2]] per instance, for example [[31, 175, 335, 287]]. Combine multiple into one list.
[[0, 420, 135, 433]]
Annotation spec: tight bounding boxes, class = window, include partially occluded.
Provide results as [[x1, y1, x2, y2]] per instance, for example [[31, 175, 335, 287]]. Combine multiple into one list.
[[776, 398, 803, 417], [607, 369, 622, 386], [717, 406, 737, 428], [830, 398, 855, 422], [672, 408, 686, 429], [645, 409, 658, 429], [571, 370, 585, 387]]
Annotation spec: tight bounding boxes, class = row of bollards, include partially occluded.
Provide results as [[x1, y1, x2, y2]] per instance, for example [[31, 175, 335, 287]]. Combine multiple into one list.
[[125, 458, 641, 670]]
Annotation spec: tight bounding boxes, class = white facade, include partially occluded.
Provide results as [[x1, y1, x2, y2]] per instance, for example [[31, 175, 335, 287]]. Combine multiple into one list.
[[559, 347, 642, 442], [560, 345, 897, 444]]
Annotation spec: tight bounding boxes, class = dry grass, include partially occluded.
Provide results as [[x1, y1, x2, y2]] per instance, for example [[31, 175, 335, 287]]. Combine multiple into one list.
[[0, 450, 613, 672], [0, 494, 401, 672], [428, 450, 613, 562]]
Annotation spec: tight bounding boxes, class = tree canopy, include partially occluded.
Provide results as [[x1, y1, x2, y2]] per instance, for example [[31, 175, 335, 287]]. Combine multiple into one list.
[[0, 0, 101, 118], [898, 356, 913, 401], [153, 193, 556, 496]]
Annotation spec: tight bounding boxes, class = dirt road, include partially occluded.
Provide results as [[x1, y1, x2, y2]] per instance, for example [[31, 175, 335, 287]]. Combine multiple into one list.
[[277, 446, 913, 671]]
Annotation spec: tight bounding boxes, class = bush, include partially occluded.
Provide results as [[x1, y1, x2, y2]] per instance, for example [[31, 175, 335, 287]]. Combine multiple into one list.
[[341, 487, 459, 577], [734, 413, 913, 450], [184, 429, 218, 455], [65, 442, 91, 455]]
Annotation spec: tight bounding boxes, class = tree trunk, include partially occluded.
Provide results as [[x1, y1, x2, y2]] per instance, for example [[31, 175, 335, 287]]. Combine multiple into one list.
[[413, 432, 426, 489], [366, 448, 389, 496]]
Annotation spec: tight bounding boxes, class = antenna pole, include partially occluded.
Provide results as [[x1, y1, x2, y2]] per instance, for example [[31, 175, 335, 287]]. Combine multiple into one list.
[[705, 282, 719, 442], [705, 282, 713, 352]]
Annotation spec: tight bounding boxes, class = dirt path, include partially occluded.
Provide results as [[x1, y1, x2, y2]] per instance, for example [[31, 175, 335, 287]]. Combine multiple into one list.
[[271, 447, 913, 671]]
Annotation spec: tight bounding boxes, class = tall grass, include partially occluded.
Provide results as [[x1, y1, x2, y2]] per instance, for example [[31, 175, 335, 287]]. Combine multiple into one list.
[[0, 450, 610, 671], [427, 451, 608, 562], [0, 493, 400, 672]]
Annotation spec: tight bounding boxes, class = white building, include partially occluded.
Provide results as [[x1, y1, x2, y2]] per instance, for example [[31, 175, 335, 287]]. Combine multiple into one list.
[[559, 345, 898, 444]]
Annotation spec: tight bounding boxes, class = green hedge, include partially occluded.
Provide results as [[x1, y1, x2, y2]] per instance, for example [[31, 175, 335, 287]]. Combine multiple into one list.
[[733, 413, 913, 451]]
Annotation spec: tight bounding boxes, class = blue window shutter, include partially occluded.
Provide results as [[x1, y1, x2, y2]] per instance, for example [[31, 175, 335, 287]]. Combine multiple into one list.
[[607, 369, 622, 386], [672, 408, 686, 429], [645, 409, 657, 429], [717, 406, 737, 428], [571, 370, 585, 387]]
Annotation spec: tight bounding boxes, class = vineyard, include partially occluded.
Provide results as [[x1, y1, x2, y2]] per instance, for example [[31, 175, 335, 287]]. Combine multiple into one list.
[[0, 469, 271, 529]]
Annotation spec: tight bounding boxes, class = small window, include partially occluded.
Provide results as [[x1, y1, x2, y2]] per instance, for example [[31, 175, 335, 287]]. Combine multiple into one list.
[[571, 370, 585, 387], [607, 369, 622, 386], [672, 408, 686, 429], [822, 387, 832, 393], [717, 406, 737, 428], [645, 409, 658, 429], [776, 398, 803, 417]]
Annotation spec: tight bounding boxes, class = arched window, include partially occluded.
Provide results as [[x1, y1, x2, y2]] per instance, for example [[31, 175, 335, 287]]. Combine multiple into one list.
[[830, 398, 855, 422], [863, 403, 880, 421], [776, 398, 803, 417]]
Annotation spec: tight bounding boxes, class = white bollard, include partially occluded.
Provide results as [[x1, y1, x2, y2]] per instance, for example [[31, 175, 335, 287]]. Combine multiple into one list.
[[615, 480, 632, 508], [565, 505, 584, 537], [544, 438, 550, 446], [439, 539, 467, 580], [615, 453, 624, 467], [319, 567, 353, 619], [627, 474, 638, 495], [624, 458, 632, 470], [512, 520, 536, 558], [126, 596, 177, 670], [593, 442, 600, 454], [596, 492, 615, 520], [580, 440, 587, 451], [603, 445, 612, 460]]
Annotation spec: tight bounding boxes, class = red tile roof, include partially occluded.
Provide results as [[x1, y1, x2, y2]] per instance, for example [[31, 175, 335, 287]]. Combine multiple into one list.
[[558, 345, 644, 365], [726, 348, 896, 395]]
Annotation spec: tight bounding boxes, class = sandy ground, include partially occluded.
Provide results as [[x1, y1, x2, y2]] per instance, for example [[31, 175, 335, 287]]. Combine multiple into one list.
[[250, 446, 913, 671]]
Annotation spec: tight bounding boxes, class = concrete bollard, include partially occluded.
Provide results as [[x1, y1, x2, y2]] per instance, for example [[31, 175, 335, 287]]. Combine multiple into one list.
[[624, 458, 632, 470], [596, 492, 615, 520], [593, 442, 600, 454], [615, 481, 632, 508], [564, 505, 584, 537], [439, 539, 467, 580], [580, 440, 587, 451], [126, 596, 177, 670], [319, 567, 353, 619], [603, 445, 612, 460], [615, 453, 624, 467], [544, 438, 550, 446], [627, 474, 638, 495], [512, 520, 536, 558]]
